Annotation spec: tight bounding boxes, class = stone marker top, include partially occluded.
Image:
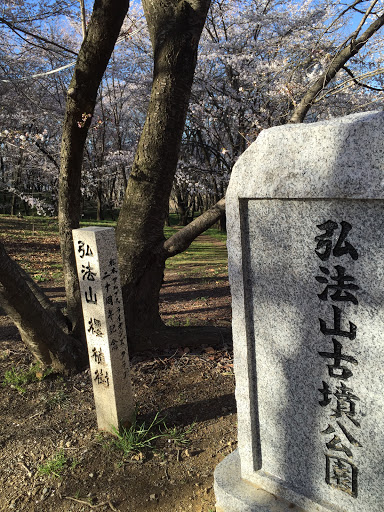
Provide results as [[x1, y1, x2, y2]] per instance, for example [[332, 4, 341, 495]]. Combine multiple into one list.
[[227, 111, 384, 201]]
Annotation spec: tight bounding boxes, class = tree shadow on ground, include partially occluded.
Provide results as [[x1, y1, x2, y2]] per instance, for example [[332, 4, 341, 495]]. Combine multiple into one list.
[[149, 393, 236, 427]]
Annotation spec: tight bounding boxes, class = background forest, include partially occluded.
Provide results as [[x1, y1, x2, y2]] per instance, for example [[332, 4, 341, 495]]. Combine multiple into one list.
[[1, 0, 384, 222]]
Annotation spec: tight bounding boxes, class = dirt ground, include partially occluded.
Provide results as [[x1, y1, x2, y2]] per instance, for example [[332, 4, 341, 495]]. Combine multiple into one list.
[[0, 229, 236, 512]]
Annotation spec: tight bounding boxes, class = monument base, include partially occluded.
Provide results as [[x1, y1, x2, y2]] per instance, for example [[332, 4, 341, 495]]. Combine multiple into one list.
[[214, 450, 305, 512]]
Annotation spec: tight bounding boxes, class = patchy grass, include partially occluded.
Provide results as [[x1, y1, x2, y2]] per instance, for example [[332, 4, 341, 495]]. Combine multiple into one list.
[[165, 238, 228, 279], [204, 227, 227, 242], [105, 411, 194, 460], [43, 389, 69, 410], [0, 216, 62, 282], [0, 211, 232, 512], [0, 214, 227, 283], [2, 363, 52, 394], [80, 219, 115, 228], [38, 449, 78, 478]]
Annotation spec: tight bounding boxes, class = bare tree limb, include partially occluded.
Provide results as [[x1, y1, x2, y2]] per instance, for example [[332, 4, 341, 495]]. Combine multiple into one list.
[[35, 141, 60, 169], [350, 0, 379, 43], [341, 65, 384, 92], [289, 12, 384, 123], [164, 198, 225, 258], [0, 17, 78, 56]]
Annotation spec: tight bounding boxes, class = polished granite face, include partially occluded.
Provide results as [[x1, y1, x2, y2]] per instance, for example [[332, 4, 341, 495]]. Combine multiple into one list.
[[73, 227, 134, 433], [218, 111, 384, 512]]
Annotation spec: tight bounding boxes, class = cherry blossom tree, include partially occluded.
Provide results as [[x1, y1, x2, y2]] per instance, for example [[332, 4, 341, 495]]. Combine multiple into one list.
[[170, 0, 384, 236], [1, 0, 384, 369]]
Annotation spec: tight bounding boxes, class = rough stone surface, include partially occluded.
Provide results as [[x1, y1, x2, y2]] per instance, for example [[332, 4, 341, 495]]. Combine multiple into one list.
[[214, 450, 306, 512], [216, 111, 384, 511], [73, 227, 134, 433]]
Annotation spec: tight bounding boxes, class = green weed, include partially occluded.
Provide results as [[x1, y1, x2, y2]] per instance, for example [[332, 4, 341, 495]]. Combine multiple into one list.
[[165, 315, 179, 327], [165, 316, 192, 327], [106, 412, 194, 459], [70, 458, 80, 470], [2, 363, 52, 393], [161, 422, 195, 445], [45, 390, 69, 409], [38, 450, 68, 478], [110, 413, 165, 456], [175, 391, 188, 404], [33, 273, 49, 282], [0, 350, 10, 361]]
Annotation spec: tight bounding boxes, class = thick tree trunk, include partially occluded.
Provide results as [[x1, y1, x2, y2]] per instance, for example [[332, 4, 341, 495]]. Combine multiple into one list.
[[58, 0, 129, 337], [125, 198, 228, 350], [116, 0, 211, 343], [10, 156, 22, 216], [10, 193, 17, 216], [0, 242, 86, 372], [96, 178, 103, 221]]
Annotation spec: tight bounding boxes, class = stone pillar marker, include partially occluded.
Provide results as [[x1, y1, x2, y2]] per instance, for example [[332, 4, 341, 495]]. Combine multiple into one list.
[[214, 111, 384, 512], [72, 227, 134, 433]]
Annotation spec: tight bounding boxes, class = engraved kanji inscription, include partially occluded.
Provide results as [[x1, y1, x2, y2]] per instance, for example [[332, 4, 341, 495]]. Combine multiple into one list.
[[316, 221, 358, 261], [319, 305, 356, 340], [77, 240, 94, 259], [314, 219, 361, 499], [316, 265, 359, 304], [82, 262, 97, 281], [318, 338, 358, 380], [325, 455, 358, 498]]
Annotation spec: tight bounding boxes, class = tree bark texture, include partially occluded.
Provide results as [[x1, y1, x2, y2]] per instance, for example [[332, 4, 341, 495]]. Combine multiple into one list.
[[0, 242, 86, 372], [58, 0, 129, 336], [116, 0, 211, 343]]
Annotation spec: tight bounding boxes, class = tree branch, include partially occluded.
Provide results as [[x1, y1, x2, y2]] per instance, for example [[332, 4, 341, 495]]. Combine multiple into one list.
[[342, 65, 384, 91], [289, 11, 384, 123], [164, 198, 225, 258], [35, 141, 59, 169], [0, 17, 78, 56]]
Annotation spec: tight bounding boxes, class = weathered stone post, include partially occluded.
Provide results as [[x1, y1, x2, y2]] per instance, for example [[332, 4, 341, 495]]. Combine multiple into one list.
[[73, 227, 134, 433], [215, 111, 384, 511]]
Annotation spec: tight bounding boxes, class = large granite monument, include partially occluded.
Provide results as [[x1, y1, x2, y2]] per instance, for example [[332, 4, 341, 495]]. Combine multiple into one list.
[[214, 111, 384, 511]]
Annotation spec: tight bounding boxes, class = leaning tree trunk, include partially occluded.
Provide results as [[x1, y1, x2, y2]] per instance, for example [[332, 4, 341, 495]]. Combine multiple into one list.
[[58, 0, 129, 338], [0, 242, 86, 372], [116, 0, 211, 344]]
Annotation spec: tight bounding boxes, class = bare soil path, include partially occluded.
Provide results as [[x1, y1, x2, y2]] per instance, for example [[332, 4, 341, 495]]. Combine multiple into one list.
[[0, 220, 236, 512]]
